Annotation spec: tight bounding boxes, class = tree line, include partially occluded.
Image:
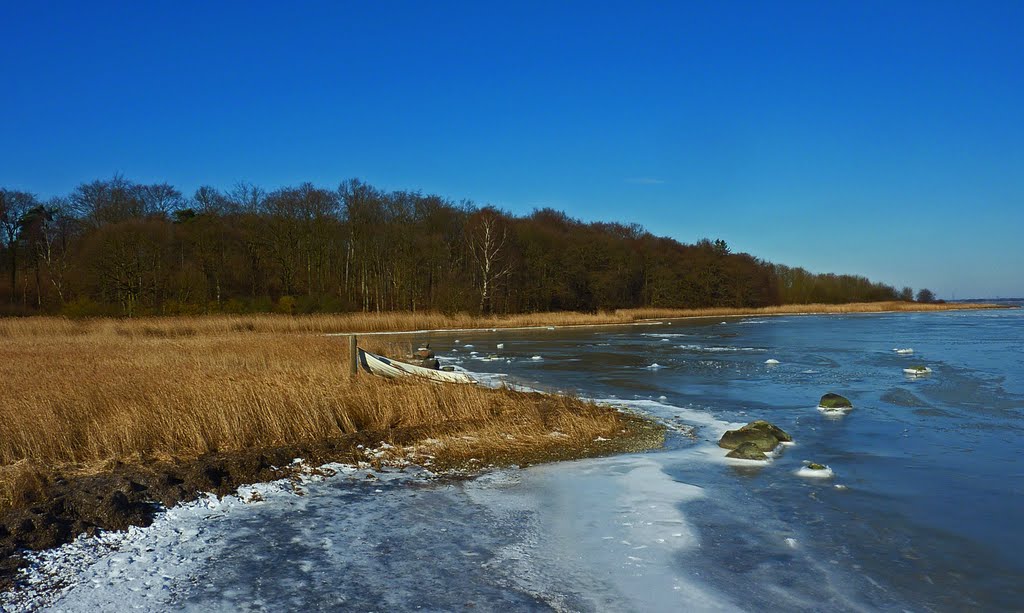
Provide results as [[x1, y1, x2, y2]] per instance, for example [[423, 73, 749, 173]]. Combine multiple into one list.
[[0, 177, 931, 317]]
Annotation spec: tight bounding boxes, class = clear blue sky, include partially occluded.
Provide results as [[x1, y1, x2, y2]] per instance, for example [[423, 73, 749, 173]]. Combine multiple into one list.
[[2, 1, 1021, 298]]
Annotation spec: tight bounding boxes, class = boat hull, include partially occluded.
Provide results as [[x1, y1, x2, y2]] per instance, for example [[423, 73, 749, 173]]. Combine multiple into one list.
[[358, 348, 477, 384]]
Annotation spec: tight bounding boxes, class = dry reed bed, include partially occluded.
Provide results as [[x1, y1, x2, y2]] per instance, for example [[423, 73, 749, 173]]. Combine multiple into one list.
[[0, 301, 1004, 339], [0, 331, 632, 511]]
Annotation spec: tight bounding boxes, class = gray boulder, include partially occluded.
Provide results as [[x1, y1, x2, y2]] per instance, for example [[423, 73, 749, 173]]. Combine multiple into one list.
[[718, 420, 793, 452]]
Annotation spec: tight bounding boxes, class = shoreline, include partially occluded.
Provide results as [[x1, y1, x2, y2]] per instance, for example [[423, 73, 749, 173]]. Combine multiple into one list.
[[328, 301, 1014, 337], [0, 400, 665, 594], [1, 301, 1011, 340]]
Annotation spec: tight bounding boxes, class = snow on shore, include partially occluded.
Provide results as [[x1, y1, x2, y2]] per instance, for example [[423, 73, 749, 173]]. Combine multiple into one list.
[[1, 462, 430, 612]]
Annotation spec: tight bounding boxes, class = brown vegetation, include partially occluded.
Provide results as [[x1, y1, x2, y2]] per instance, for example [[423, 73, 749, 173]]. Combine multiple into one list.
[[0, 300, 1003, 340], [0, 329, 651, 513]]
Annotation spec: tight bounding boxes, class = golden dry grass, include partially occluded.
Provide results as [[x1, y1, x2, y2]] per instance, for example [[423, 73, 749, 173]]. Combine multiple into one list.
[[0, 327, 631, 511], [0, 301, 1003, 339]]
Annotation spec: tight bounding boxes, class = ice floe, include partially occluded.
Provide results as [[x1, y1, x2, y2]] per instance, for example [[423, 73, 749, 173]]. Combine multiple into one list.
[[817, 406, 853, 417], [796, 463, 835, 479], [903, 366, 932, 376], [678, 344, 767, 353]]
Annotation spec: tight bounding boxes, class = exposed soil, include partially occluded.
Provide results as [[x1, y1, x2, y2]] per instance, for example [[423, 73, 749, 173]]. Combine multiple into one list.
[[0, 412, 664, 593]]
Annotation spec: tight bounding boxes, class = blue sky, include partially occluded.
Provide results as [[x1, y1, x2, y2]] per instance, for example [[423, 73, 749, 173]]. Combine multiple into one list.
[[2, 1, 1022, 298]]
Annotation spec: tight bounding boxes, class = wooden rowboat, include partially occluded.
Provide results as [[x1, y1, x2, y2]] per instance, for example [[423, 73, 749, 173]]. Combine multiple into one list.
[[358, 348, 477, 384]]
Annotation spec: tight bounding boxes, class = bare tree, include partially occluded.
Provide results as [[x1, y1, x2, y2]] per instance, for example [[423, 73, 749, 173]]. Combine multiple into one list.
[[36, 197, 78, 305], [70, 175, 144, 226], [193, 185, 229, 214], [138, 183, 183, 217], [0, 189, 39, 303], [229, 181, 266, 214], [467, 206, 513, 315]]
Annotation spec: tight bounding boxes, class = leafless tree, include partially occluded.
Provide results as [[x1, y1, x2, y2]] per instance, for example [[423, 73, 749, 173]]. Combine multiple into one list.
[[0, 189, 38, 303], [467, 206, 513, 315], [229, 181, 266, 214], [38, 198, 77, 304], [138, 183, 183, 217]]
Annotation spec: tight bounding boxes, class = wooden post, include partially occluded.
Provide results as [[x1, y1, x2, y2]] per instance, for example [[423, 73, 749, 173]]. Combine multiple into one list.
[[349, 334, 358, 377]]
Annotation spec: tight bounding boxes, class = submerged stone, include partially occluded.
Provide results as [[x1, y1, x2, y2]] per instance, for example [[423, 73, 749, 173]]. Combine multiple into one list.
[[725, 442, 768, 460], [718, 420, 793, 452], [881, 388, 929, 408], [818, 393, 853, 409]]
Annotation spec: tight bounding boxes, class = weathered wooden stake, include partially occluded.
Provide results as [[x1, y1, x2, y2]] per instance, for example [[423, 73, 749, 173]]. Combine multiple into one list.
[[349, 334, 358, 377]]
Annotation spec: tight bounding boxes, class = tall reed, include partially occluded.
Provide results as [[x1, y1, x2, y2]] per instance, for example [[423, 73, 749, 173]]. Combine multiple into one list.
[[0, 329, 627, 509]]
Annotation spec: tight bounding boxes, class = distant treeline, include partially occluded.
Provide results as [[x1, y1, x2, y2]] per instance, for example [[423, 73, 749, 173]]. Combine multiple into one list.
[[0, 177, 930, 317]]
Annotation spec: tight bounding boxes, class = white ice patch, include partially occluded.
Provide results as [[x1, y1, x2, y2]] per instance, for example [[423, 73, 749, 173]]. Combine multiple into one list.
[[765, 359, 780, 365], [2, 463, 423, 612], [678, 344, 767, 353], [893, 348, 914, 354], [531, 355, 543, 360], [796, 465, 835, 479], [817, 405, 852, 417], [465, 457, 732, 611], [600, 398, 741, 443]]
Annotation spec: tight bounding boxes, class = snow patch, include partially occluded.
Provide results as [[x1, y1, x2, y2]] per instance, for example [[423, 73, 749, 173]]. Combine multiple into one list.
[[796, 464, 835, 479]]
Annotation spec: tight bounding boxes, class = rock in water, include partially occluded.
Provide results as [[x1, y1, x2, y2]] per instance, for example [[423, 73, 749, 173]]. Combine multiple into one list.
[[421, 357, 440, 370], [818, 393, 853, 410], [726, 442, 768, 460], [718, 420, 793, 452], [748, 419, 793, 443], [797, 462, 835, 478]]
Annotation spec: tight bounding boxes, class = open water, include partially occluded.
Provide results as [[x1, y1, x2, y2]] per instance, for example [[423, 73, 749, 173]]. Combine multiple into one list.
[[434, 307, 1024, 610]]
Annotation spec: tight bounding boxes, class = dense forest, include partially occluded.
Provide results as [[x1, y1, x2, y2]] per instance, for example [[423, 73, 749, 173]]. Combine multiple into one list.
[[0, 177, 924, 317]]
